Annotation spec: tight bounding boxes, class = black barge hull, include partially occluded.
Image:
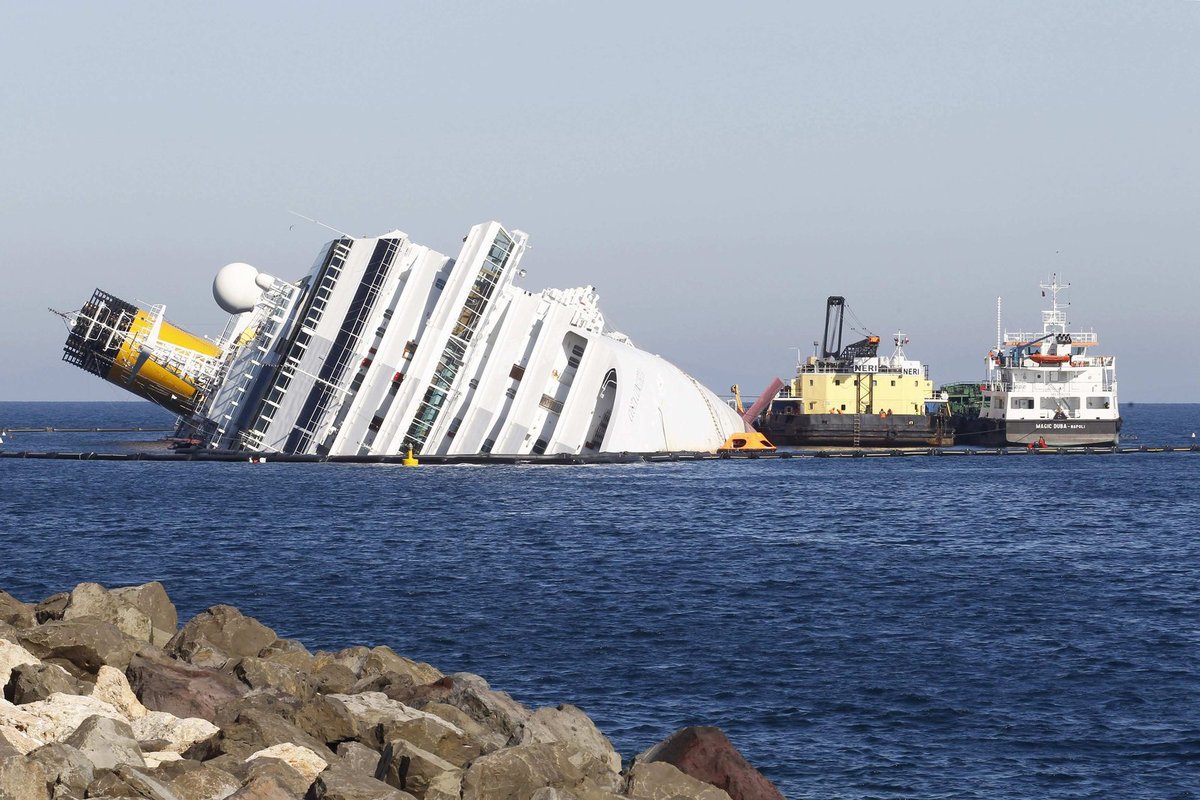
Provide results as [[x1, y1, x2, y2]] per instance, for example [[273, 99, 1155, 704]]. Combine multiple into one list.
[[760, 413, 954, 447]]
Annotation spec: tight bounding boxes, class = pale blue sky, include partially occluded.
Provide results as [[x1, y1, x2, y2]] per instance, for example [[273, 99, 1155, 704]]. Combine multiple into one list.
[[3, 1, 1197, 402]]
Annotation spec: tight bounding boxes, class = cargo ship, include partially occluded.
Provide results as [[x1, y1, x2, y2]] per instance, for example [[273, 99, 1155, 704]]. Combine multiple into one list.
[[757, 297, 953, 447], [955, 276, 1120, 447], [54, 220, 746, 456]]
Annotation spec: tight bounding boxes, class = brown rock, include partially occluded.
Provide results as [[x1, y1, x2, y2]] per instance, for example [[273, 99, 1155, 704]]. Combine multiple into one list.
[[375, 739, 458, 797], [314, 664, 360, 695], [111, 582, 178, 647], [0, 590, 35, 629], [61, 582, 154, 643], [244, 754, 316, 796], [34, 593, 69, 624], [379, 715, 481, 768], [525, 705, 621, 773], [167, 605, 278, 669], [337, 741, 383, 777], [624, 761, 732, 800], [92, 763, 181, 800], [186, 706, 331, 762], [0, 755, 50, 800], [384, 676, 455, 708], [293, 694, 360, 748], [233, 657, 318, 701], [421, 701, 504, 754], [422, 770, 462, 800], [18, 618, 144, 678], [637, 727, 783, 800], [152, 757, 242, 800], [5, 661, 85, 704], [231, 774, 302, 800], [307, 764, 415, 800], [460, 742, 620, 800], [440, 673, 534, 748], [26, 741, 95, 798], [361, 648, 443, 686], [127, 651, 249, 722], [259, 638, 316, 673]]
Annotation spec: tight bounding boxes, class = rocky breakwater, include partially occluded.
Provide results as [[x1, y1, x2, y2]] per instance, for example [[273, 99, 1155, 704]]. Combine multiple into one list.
[[1, 583, 785, 800]]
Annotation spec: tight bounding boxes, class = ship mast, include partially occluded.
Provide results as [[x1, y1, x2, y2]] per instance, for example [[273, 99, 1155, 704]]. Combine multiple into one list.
[[1040, 273, 1069, 334]]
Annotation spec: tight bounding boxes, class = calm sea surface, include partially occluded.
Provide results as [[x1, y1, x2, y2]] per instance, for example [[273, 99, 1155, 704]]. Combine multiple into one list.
[[2, 402, 1199, 799]]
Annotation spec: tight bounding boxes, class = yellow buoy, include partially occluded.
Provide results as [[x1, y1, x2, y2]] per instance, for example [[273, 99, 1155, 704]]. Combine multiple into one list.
[[402, 447, 419, 467]]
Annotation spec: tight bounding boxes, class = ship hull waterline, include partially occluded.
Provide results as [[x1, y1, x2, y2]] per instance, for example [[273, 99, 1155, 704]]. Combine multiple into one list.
[[760, 413, 955, 448], [956, 417, 1122, 448]]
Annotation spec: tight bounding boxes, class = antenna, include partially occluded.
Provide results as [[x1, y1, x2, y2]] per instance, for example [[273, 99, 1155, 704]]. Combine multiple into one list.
[[287, 210, 354, 238], [996, 296, 1002, 350]]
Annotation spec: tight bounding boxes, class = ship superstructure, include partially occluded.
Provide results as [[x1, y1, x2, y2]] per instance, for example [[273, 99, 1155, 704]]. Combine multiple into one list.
[[56, 221, 746, 456], [758, 296, 953, 447], [972, 276, 1120, 447]]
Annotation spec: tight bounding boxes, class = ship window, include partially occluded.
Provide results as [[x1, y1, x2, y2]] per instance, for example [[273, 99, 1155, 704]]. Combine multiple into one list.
[[468, 378, 479, 389], [540, 394, 564, 414], [532, 438, 548, 455], [505, 387, 517, 399], [368, 415, 384, 431], [434, 277, 446, 290], [510, 364, 525, 381], [447, 417, 463, 437], [809, 380, 814, 386], [840, 404, 846, 411], [834, 379, 841, 386], [403, 340, 417, 360], [890, 380, 896, 387], [481, 437, 495, 453]]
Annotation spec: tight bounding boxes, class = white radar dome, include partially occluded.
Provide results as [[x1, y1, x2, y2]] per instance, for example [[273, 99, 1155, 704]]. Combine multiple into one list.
[[213, 262, 275, 314]]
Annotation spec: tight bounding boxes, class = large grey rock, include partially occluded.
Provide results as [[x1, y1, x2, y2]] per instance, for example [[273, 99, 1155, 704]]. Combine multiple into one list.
[[26, 741, 95, 798], [637, 726, 783, 800], [524, 704, 621, 773], [306, 764, 414, 800], [167, 606, 278, 669], [18, 618, 144, 678], [375, 739, 458, 798], [461, 742, 620, 800], [0, 754, 50, 800], [111, 582, 178, 647], [5, 661, 85, 704], [61, 582, 154, 643], [0, 590, 35, 629], [63, 714, 145, 770], [127, 651, 249, 722]]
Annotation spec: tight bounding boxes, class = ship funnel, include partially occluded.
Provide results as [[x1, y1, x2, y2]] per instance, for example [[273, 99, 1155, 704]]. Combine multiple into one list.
[[213, 262, 276, 314]]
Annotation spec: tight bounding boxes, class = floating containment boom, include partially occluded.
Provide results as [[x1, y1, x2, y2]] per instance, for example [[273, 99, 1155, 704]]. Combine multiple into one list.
[[56, 220, 746, 456]]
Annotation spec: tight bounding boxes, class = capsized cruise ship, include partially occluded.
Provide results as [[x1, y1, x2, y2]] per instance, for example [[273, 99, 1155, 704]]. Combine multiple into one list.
[[56, 221, 746, 456]]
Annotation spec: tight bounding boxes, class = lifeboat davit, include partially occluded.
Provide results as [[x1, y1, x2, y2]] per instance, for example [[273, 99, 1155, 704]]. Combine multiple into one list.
[[1029, 353, 1071, 365]]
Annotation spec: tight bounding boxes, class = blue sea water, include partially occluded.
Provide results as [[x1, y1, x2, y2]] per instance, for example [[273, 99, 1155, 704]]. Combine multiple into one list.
[[2, 401, 1199, 799]]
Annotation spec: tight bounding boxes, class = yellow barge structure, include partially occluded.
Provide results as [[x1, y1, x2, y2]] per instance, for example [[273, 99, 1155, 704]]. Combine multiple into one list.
[[757, 296, 954, 447]]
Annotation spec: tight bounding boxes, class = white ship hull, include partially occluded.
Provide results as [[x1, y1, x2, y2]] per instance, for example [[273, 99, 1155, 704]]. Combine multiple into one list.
[[193, 222, 745, 456]]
